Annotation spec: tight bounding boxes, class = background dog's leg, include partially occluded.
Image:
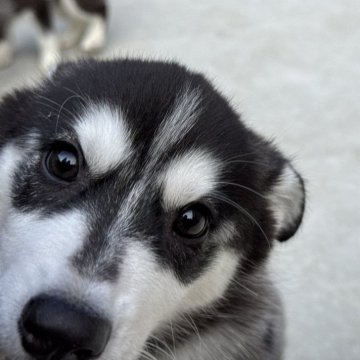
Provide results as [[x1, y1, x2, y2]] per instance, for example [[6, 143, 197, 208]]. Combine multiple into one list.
[[0, 22, 13, 68], [80, 15, 106, 53], [60, 20, 85, 49], [59, 0, 107, 53], [34, 3, 61, 73]]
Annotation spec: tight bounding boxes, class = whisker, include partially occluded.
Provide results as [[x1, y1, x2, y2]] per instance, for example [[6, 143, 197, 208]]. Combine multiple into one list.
[[212, 192, 271, 247], [34, 100, 73, 123], [55, 94, 82, 133], [146, 337, 176, 360], [169, 320, 176, 358], [216, 181, 267, 199], [225, 159, 272, 168], [223, 151, 261, 162], [139, 349, 158, 360], [36, 94, 77, 119], [222, 151, 273, 168], [228, 277, 259, 297], [63, 86, 90, 108], [182, 313, 205, 352]]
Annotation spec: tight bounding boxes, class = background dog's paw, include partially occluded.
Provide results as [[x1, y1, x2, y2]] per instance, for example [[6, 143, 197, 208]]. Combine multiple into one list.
[[0, 41, 13, 69]]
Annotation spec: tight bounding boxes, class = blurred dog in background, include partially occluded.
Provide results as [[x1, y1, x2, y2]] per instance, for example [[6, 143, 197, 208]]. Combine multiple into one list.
[[0, 0, 107, 71]]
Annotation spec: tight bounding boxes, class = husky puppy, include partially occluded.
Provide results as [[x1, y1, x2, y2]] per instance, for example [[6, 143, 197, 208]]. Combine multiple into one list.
[[0, 59, 305, 360], [0, 0, 107, 70]]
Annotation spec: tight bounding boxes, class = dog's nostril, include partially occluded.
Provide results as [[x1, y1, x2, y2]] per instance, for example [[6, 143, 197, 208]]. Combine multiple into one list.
[[19, 295, 111, 360]]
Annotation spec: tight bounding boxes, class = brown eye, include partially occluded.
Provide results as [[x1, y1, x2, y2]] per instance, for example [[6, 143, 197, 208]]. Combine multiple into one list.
[[45, 144, 79, 182], [173, 204, 210, 239]]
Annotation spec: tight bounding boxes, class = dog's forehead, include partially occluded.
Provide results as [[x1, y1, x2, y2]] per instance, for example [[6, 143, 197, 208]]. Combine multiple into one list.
[[74, 104, 133, 175], [3, 60, 257, 222], [70, 86, 203, 177], [71, 88, 222, 209], [34, 61, 251, 210], [40, 60, 246, 159]]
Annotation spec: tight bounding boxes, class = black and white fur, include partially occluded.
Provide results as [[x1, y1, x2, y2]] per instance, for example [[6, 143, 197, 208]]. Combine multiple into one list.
[[0, 0, 107, 71], [0, 58, 305, 360]]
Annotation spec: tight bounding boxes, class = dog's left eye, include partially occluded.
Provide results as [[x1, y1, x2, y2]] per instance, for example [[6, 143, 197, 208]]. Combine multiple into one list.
[[45, 143, 80, 182], [173, 204, 210, 239]]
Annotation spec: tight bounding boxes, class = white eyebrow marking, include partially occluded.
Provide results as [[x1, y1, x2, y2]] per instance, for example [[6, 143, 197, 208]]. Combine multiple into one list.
[[75, 104, 133, 175], [159, 150, 221, 209], [150, 87, 202, 157]]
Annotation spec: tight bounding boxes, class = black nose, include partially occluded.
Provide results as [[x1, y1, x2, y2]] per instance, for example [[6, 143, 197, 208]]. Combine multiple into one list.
[[19, 295, 111, 360]]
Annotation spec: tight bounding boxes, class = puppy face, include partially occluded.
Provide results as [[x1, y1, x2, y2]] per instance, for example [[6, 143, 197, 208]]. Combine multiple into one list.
[[0, 59, 305, 360]]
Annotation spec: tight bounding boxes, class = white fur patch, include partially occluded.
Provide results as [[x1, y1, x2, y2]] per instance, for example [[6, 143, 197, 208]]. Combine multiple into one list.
[[181, 250, 239, 310], [100, 242, 238, 360], [75, 105, 133, 175], [268, 164, 304, 237], [160, 150, 221, 208], [151, 88, 202, 157], [0, 144, 22, 224], [0, 209, 88, 358]]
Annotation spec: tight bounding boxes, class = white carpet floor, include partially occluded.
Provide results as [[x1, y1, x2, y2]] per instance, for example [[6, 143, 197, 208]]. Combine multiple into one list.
[[1, 1, 359, 359]]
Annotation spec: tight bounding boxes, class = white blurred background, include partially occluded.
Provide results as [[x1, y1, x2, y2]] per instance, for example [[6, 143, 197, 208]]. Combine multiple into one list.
[[1, 1, 359, 359]]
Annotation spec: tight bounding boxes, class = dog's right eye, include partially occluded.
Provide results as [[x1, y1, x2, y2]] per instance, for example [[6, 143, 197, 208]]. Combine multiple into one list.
[[173, 203, 211, 240], [45, 143, 80, 182]]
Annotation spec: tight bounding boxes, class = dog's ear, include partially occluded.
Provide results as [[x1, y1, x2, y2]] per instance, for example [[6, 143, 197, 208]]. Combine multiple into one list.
[[267, 162, 305, 241]]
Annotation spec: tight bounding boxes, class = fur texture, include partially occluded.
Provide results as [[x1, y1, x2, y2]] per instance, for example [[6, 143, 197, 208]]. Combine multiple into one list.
[[0, 58, 305, 360]]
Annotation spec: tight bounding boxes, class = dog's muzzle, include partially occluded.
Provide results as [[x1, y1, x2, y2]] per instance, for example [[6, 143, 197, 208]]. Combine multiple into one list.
[[18, 295, 111, 360]]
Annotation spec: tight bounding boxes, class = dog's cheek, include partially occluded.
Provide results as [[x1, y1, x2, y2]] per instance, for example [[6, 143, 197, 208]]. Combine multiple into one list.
[[0, 210, 88, 356], [1, 210, 87, 273], [115, 243, 239, 321], [102, 243, 239, 360], [0, 144, 23, 227], [114, 242, 187, 322], [0, 145, 31, 357], [98, 242, 187, 360]]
